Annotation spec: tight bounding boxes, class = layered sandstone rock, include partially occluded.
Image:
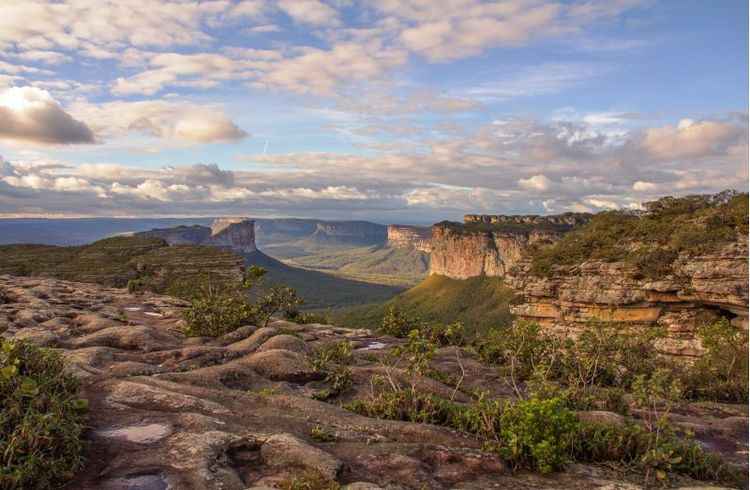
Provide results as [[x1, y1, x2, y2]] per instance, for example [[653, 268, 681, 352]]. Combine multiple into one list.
[[428, 222, 568, 280], [386, 225, 432, 253], [507, 237, 749, 357]]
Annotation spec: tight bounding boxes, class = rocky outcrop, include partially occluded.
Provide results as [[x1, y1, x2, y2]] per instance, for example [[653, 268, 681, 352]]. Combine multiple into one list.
[[429, 221, 570, 280], [386, 225, 432, 252], [1, 275, 746, 488], [140, 218, 256, 254], [507, 238, 749, 357]]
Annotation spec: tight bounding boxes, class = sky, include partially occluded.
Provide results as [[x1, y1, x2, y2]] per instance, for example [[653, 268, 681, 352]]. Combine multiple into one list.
[[0, 0, 747, 223]]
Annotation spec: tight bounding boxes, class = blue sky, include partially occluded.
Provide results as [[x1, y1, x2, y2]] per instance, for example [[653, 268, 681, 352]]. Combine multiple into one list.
[[0, 0, 746, 222]]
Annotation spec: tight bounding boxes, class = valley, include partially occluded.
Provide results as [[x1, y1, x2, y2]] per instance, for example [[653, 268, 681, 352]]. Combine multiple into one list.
[[0, 191, 747, 489]]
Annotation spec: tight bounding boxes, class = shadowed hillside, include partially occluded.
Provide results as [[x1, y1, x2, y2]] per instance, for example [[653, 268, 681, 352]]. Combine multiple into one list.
[[242, 250, 405, 310]]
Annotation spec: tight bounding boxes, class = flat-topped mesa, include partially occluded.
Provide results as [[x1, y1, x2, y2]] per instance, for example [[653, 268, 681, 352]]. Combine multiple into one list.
[[429, 212, 590, 280], [206, 218, 256, 254], [138, 218, 257, 255], [387, 225, 432, 253]]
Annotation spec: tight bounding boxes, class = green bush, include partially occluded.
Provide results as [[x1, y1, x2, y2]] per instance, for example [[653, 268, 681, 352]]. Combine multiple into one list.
[[310, 341, 354, 400], [182, 283, 258, 337], [0, 340, 87, 489], [497, 398, 579, 474], [681, 318, 748, 402], [380, 305, 421, 337]]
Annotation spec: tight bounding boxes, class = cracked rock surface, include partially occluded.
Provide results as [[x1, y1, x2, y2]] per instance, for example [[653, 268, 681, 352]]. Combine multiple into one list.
[[0, 275, 745, 490]]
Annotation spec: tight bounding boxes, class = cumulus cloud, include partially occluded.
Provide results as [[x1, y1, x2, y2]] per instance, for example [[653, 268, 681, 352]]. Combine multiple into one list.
[[640, 119, 745, 160], [69, 99, 248, 143], [277, 0, 340, 26], [0, 86, 95, 144]]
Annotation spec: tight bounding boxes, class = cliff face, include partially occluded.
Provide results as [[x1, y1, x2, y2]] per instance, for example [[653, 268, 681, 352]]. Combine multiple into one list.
[[428, 214, 583, 280], [139, 218, 256, 255], [507, 238, 749, 357], [206, 218, 257, 253], [387, 225, 432, 253]]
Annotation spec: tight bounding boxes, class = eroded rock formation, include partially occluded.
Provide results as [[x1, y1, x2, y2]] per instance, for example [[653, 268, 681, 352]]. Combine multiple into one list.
[[386, 225, 432, 253], [1, 275, 745, 489], [428, 215, 583, 279], [139, 218, 257, 254], [508, 238, 749, 357]]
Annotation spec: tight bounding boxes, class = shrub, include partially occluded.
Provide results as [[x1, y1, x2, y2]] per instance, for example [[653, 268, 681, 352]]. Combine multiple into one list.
[[310, 341, 354, 400], [310, 341, 354, 371], [256, 286, 303, 327], [574, 422, 742, 485], [380, 305, 421, 337], [0, 340, 87, 489], [310, 425, 336, 443], [426, 320, 467, 347], [497, 397, 579, 474], [182, 283, 257, 337], [0, 287, 9, 304], [681, 318, 748, 402], [475, 320, 559, 383]]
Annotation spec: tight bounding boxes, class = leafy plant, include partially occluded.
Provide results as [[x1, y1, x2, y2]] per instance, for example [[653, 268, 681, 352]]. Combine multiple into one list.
[[0, 340, 87, 489], [380, 305, 421, 337], [681, 318, 748, 402], [310, 341, 354, 400], [256, 286, 303, 327], [182, 281, 258, 337], [310, 425, 336, 443]]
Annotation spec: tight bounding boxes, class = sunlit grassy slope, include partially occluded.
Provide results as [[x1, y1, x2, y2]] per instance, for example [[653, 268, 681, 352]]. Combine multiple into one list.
[[333, 274, 516, 336]]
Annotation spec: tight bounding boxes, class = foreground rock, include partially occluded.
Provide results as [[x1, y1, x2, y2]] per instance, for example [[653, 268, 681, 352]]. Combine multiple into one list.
[[0, 275, 746, 489]]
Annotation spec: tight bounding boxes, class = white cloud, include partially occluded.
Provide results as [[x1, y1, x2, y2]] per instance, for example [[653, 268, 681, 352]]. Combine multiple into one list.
[[278, 0, 340, 26], [518, 174, 552, 191], [0, 86, 95, 144], [69, 99, 247, 143], [641, 119, 744, 160]]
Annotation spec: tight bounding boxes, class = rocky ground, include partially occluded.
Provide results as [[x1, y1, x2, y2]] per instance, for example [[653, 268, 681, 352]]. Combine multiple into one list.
[[0, 274, 746, 490]]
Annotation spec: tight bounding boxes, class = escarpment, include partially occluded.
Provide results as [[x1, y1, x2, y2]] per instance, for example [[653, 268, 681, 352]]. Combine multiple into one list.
[[386, 224, 432, 252], [432, 191, 749, 358], [429, 214, 586, 280]]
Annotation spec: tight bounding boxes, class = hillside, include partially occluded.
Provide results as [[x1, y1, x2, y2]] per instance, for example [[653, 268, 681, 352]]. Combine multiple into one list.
[[0, 235, 245, 296], [241, 250, 404, 309], [279, 245, 429, 287], [333, 274, 516, 336]]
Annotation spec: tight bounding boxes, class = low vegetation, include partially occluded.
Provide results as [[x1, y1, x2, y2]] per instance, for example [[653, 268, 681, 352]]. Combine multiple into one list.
[[0, 340, 87, 489], [182, 266, 313, 337], [343, 314, 746, 486], [310, 340, 354, 401], [529, 191, 748, 277], [0, 236, 244, 297]]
